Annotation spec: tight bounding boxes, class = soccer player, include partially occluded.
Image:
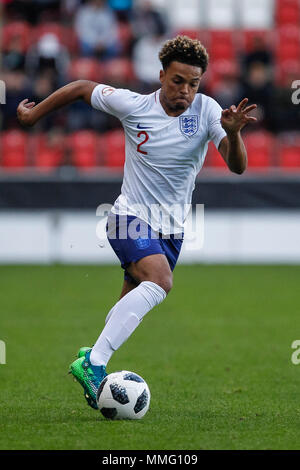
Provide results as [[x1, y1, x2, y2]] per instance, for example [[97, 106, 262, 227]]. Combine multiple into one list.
[[17, 36, 257, 410]]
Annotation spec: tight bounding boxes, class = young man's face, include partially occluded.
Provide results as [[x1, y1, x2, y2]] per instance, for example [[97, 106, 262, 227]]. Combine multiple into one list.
[[159, 61, 203, 115]]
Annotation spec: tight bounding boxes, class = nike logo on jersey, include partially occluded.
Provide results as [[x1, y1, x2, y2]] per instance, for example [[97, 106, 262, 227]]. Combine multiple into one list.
[[137, 124, 153, 129]]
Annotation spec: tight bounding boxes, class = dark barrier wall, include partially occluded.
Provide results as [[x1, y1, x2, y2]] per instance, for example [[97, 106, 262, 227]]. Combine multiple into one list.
[[0, 176, 300, 209]]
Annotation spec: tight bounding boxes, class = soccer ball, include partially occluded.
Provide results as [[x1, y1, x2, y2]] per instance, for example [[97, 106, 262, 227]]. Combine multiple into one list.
[[96, 370, 151, 420]]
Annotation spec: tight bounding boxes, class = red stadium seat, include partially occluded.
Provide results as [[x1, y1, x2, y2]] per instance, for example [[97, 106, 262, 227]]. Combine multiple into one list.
[[278, 135, 300, 168], [1, 151, 26, 169], [33, 23, 78, 53], [276, 41, 300, 61], [104, 58, 135, 85], [68, 58, 103, 82], [275, 24, 300, 61], [280, 146, 300, 167], [209, 30, 236, 60], [0, 130, 28, 168], [35, 149, 63, 169], [68, 131, 99, 168], [71, 151, 97, 168], [28, 133, 47, 153], [277, 0, 300, 6], [103, 130, 125, 168], [277, 24, 300, 44], [240, 29, 275, 53], [205, 142, 227, 168], [276, 59, 300, 86], [29, 133, 64, 169], [2, 21, 32, 53], [276, 4, 300, 25], [243, 131, 275, 168], [275, 25, 300, 76], [176, 29, 211, 48], [209, 59, 239, 93]]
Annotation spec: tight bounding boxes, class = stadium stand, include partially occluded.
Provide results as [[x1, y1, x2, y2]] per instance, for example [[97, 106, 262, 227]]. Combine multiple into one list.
[[278, 133, 300, 168], [1, 0, 300, 171], [68, 130, 100, 168], [243, 131, 276, 168], [33, 23, 79, 54], [67, 57, 103, 82], [103, 129, 126, 167], [205, 142, 227, 168], [29, 132, 65, 169], [0, 130, 28, 168], [2, 21, 32, 53], [209, 30, 236, 61]]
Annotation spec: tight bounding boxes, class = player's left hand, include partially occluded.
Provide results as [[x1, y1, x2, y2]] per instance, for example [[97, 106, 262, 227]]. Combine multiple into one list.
[[221, 98, 257, 135]]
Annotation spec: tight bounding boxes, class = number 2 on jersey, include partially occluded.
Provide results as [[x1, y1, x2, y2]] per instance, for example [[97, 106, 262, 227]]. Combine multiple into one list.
[[137, 131, 149, 155]]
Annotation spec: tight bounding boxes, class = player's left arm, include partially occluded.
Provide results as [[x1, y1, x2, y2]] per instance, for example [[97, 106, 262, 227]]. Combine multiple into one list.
[[218, 98, 257, 174]]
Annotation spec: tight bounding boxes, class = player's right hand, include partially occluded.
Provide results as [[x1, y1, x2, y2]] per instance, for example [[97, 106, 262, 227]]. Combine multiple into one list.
[[17, 99, 36, 127]]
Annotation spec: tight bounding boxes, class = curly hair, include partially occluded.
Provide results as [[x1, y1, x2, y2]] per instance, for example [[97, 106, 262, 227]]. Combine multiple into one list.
[[159, 35, 209, 73]]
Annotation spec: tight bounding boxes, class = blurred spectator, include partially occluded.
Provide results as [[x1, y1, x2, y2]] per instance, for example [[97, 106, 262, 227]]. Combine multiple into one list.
[[214, 73, 243, 111], [2, 35, 26, 71], [132, 33, 166, 92], [239, 62, 274, 131], [74, 0, 121, 59], [108, 0, 132, 10], [25, 33, 70, 82], [130, 1, 168, 92], [240, 35, 274, 101], [242, 36, 273, 72], [108, 0, 133, 21], [2, 0, 300, 168], [60, 0, 82, 22], [130, 0, 168, 39]]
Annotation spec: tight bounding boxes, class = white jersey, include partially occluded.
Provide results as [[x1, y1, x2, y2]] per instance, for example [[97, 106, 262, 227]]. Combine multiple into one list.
[[91, 84, 226, 234]]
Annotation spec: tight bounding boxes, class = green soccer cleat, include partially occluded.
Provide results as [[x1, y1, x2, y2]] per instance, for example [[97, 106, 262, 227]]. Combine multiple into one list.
[[77, 347, 91, 358], [69, 349, 107, 410]]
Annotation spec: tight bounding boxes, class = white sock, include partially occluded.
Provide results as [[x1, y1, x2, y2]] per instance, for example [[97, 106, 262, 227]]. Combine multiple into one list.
[[90, 281, 167, 366]]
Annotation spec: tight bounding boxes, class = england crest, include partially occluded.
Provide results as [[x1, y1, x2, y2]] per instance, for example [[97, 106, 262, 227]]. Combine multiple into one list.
[[179, 115, 199, 137]]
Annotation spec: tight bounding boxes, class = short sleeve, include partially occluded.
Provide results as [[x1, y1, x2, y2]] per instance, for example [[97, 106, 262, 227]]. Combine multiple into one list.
[[207, 97, 227, 149], [91, 84, 141, 121]]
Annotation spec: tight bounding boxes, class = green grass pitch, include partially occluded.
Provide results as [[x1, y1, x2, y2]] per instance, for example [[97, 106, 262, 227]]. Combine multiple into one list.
[[1, 264, 300, 450]]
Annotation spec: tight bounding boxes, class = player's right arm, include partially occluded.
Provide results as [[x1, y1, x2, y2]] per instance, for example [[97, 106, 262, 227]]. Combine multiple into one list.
[[17, 80, 98, 127]]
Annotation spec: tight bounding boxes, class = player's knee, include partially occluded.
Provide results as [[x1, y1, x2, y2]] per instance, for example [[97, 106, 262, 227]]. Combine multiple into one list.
[[156, 274, 173, 295]]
